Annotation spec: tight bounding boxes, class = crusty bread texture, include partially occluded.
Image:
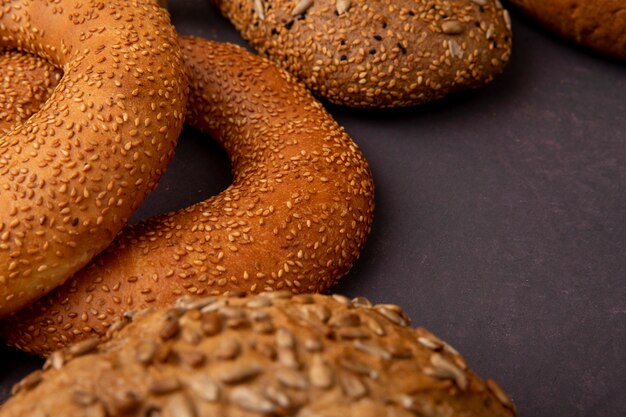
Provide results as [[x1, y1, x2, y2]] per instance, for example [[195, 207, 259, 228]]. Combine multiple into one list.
[[2, 293, 516, 417], [0, 0, 187, 318], [0, 37, 374, 356], [0, 52, 61, 136], [508, 0, 626, 59], [214, 0, 513, 107]]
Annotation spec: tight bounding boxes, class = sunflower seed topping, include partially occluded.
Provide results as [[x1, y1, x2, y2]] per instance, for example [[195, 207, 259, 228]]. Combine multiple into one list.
[[417, 336, 443, 351], [246, 296, 273, 309], [363, 315, 387, 336], [442, 20, 464, 35], [304, 337, 324, 352], [201, 312, 223, 336], [291, 0, 313, 16], [339, 371, 368, 399], [374, 305, 409, 327], [45, 350, 65, 370], [336, 0, 351, 15], [331, 294, 352, 306], [351, 296, 372, 308], [69, 337, 100, 357], [218, 362, 263, 384], [167, 393, 197, 417], [200, 299, 227, 314], [276, 328, 295, 349], [72, 390, 97, 406], [109, 390, 142, 415], [85, 403, 107, 417], [329, 311, 361, 327], [159, 318, 181, 341], [177, 296, 217, 311], [214, 337, 241, 360], [231, 387, 277, 414], [265, 385, 291, 408], [354, 340, 392, 360], [339, 356, 379, 379], [336, 327, 371, 340], [187, 374, 220, 402], [135, 341, 158, 365], [263, 290, 293, 300], [425, 353, 468, 390], [448, 39, 464, 59], [253, 0, 265, 20], [503, 10, 512, 31], [148, 377, 181, 395], [309, 355, 334, 389], [487, 379, 513, 408], [277, 368, 309, 389]]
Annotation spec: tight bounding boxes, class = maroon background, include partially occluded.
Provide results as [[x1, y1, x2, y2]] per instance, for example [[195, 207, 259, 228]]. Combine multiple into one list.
[[1, 2, 625, 416]]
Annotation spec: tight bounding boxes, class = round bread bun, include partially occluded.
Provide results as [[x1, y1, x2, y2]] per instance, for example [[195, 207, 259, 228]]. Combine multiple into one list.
[[0, 0, 187, 318], [0, 52, 61, 136], [507, 0, 626, 60], [0, 37, 374, 356], [213, 0, 513, 108], [2, 293, 516, 417]]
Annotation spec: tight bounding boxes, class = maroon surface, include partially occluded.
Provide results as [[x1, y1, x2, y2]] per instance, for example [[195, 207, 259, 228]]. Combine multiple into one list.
[[1, 2, 625, 416]]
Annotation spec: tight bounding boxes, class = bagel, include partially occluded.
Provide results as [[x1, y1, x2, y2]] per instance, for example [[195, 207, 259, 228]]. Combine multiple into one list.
[[2, 293, 516, 417], [0, 0, 187, 318], [213, 0, 513, 108], [0, 51, 61, 136], [507, 0, 626, 60], [0, 37, 375, 356]]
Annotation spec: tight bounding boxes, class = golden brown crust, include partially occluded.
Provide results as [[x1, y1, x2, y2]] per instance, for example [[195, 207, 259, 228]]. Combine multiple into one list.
[[1, 293, 516, 417], [508, 0, 626, 60], [214, 0, 513, 108], [0, 37, 375, 356], [0, 51, 61, 136], [0, 0, 188, 318]]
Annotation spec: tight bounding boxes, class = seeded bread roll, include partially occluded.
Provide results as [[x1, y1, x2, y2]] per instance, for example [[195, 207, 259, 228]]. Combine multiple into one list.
[[213, 0, 513, 108], [2, 293, 516, 417], [0, 51, 61, 136], [0, 37, 374, 356], [508, 0, 626, 60], [0, 0, 187, 318]]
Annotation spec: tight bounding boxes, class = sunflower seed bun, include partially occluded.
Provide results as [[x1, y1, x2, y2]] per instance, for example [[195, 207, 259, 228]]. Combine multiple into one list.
[[213, 0, 513, 108], [2, 293, 516, 417], [0, 37, 374, 356], [507, 0, 626, 60], [0, 0, 187, 318]]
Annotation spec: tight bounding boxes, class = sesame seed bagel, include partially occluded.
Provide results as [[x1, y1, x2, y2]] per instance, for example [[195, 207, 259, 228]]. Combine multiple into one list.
[[0, 51, 61, 136], [507, 0, 626, 60], [1, 293, 516, 417], [0, 0, 187, 318], [0, 37, 375, 356], [213, 0, 513, 108]]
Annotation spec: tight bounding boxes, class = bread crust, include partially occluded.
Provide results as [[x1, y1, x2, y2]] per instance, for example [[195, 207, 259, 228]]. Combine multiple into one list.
[[0, 37, 374, 356], [0, 52, 61, 136], [1, 293, 516, 417], [508, 0, 626, 59], [0, 0, 188, 317], [214, 0, 513, 107]]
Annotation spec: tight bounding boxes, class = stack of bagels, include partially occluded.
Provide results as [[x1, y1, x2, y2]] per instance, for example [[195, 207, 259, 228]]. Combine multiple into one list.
[[12, 0, 620, 414]]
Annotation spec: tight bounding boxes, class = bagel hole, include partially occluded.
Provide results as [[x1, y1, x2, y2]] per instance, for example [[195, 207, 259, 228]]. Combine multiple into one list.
[[129, 126, 232, 224]]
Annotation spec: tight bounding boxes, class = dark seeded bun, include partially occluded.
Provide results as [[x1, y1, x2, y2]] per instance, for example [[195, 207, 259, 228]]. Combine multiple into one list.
[[214, 0, 513, 108], [508, 0, 626, 60], [2, 293, 516, 417], [0, 37, 374, 357]]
